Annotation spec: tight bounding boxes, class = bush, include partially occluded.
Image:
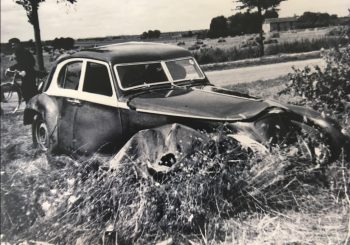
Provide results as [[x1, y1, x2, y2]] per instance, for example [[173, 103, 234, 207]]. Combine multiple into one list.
[[282, 47, 350, 113], [194, 46, 260, 64], [265, 37, 349, 55]]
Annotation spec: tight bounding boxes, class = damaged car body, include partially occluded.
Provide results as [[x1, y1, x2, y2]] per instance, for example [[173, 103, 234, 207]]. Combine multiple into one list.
[[24, 42, 349, 162]]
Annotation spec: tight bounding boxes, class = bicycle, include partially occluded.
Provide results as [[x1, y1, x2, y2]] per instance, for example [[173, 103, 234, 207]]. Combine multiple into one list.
[[1, 70, 23, 113]]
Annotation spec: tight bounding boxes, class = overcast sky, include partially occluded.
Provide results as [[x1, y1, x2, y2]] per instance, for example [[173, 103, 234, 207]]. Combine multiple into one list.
[[1, 0, 349, 43]]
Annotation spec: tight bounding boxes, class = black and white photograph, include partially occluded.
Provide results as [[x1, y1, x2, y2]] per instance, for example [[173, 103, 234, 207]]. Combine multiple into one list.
[[1, 0, 350, 244]]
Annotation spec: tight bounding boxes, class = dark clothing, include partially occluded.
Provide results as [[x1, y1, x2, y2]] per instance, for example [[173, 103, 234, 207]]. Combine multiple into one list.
[[9, 46, 38, 103]]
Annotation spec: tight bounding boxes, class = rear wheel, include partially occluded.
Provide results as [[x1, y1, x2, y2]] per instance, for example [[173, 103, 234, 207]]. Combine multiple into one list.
[[32, 116, 50, 151]]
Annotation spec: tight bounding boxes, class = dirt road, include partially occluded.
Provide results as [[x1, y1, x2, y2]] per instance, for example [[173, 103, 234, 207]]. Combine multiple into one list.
[[206, 58, 324, 86]]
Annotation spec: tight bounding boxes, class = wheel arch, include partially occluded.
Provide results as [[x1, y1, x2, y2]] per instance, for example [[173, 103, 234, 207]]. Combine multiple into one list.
[[24, 94, 60, 153], [24, 94, 59, 126]]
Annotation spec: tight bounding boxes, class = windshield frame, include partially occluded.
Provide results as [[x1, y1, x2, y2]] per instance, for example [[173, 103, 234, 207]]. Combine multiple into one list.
[[113, 56, 205, 91]]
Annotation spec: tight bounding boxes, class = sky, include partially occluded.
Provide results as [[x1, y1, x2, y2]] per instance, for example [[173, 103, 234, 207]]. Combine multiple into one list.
[[1, 0, 349, 43]]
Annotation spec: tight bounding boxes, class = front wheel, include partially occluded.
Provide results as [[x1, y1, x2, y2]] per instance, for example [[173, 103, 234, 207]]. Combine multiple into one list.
[[32, 116, 50, 151]]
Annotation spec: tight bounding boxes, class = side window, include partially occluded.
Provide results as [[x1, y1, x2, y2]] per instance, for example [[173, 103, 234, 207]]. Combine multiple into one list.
[[57, 61, 82, 90], [83, 62, 113, 96]]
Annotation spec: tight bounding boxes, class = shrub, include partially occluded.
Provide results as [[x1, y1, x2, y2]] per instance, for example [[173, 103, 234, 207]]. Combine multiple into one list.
[[281, 47, 350, 114], [194, 46, 260, 64], [265, 37, 349, 55]]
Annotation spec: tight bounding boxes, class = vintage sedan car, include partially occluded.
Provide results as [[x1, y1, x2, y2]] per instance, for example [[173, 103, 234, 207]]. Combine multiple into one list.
[[24, 42, 349, 161]]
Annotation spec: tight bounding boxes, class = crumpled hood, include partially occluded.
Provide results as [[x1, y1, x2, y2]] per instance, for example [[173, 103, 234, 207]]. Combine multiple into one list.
[[127, 87, 273, 121]]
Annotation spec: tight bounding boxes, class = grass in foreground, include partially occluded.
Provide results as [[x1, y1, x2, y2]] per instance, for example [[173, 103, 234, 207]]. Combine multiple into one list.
[[0, 77, 349, 244]]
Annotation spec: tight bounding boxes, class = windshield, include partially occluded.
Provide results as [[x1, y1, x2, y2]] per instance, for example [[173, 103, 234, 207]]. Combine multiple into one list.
[[165, 58, 204, 81], [115, 57, 205, 90], [116, 62, 169, 90]]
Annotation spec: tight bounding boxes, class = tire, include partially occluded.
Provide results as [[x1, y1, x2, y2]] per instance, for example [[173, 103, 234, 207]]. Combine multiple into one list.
[[32, 116, 51, 151]]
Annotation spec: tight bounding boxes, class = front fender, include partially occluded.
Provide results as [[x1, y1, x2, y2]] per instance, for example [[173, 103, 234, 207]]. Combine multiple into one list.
[[286, 103, 350, 157]]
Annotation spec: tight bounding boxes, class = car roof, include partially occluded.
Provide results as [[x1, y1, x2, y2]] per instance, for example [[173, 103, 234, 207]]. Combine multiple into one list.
[[69, 42, 192, 64]]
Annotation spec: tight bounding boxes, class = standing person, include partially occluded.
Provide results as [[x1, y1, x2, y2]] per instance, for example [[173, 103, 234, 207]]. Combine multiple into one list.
[[5, 38, 38, 103]]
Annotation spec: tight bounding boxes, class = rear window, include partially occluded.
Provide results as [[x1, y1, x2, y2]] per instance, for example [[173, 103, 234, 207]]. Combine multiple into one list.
[[57, 61, 82, 90], [83, 62, 112, 96]]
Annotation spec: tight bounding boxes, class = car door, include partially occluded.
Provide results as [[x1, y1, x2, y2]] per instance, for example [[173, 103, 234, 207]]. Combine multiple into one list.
[[51, 60, 84, 152], [73, 60, 123, 154]]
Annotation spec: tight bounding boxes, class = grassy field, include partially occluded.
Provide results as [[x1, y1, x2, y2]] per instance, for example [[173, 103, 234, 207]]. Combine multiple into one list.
[[75, 27, 332, 51], [1, 73, 349, 244]]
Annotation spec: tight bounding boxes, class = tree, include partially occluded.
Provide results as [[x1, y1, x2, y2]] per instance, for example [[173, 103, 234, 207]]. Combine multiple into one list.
[[15, 0, 76, 71], [141, 31, 149, 39], [208, 16, 229, 38], [264, 9, 279, 19], [296, 12, 338, 29], [235, 0, 286, 56], [140, 30, 161, 39], [52, 37, 75, 50], [228, 12, 261, 36], [153, 30, 161, 38]]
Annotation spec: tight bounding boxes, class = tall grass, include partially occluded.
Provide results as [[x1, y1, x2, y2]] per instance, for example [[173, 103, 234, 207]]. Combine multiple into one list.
[[1, 115, 349, 244]]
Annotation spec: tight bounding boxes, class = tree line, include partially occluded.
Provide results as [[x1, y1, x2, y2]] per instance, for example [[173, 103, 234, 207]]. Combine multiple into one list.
[[208, 11, 340, 39], [208, 10, 278, 38]]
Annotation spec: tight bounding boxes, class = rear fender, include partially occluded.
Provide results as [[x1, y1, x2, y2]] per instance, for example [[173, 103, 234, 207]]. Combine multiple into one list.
[[24, 94, 59, 125], [24, 94, 60, 149]]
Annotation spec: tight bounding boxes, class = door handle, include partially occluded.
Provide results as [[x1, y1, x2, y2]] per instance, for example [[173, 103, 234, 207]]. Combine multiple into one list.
[[66, 98, 81, 105]]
